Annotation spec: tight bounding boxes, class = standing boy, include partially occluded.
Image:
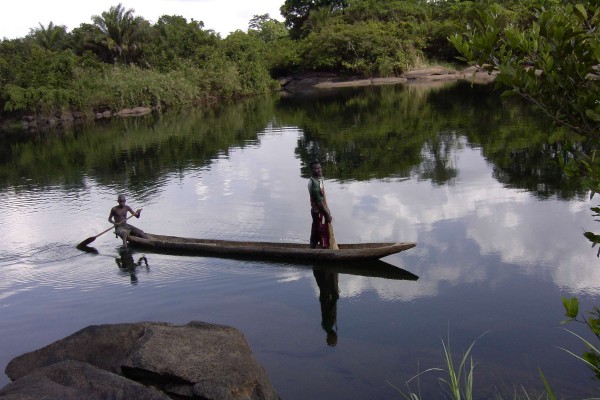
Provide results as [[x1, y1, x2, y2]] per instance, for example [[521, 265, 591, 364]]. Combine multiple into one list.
[[308, 161, 333, 249]]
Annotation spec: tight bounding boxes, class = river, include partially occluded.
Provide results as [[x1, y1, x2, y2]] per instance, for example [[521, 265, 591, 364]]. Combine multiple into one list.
[[0, 80, 598, 398]]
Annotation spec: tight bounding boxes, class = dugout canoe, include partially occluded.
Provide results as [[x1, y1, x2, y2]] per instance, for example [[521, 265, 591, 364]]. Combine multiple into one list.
[[127, 233, 416, 262]]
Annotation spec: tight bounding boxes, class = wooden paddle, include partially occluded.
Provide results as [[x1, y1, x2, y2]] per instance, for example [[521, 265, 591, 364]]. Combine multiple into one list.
[[77, 211, 140, 248], [328, 222, 339, 250]]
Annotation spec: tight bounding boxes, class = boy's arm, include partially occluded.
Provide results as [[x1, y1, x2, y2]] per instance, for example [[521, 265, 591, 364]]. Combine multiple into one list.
[[126, 205, 142, 218], [124, 205, 136, 217]]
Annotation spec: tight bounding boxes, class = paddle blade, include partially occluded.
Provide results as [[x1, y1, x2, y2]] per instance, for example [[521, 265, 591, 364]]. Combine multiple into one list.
[[76, 244, 99, 254], [328, 223, 339, 250], [77, 236, 96, 247]]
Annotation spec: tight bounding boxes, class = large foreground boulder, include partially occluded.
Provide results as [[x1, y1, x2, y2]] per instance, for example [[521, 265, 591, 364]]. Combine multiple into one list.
[[3, 321, 279, 400], [0, 360, 170, 400]]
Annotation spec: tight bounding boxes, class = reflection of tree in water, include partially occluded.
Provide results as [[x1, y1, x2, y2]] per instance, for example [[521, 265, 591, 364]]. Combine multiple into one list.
[[0, 95, 276, 198], [3, 80, 589, 200], [488, 140, 588, 200], [116, 249, 149, 285], [416, 132, 459, 186], [313, 269, 339, 347], [287, 82, 587, 199]]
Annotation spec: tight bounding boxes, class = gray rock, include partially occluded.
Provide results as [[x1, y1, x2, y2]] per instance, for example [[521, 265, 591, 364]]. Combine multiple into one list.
[[0, 360, 170, 400], [6, 323, 146, 380], [403, 67, 458, 79], [116, 108, 134, 116], [120, 321, 279, 400], [116, 107, 151, 117], [131, 107, 151, 115], [4, 321, 279, 400], [59, 113, 74, 122]]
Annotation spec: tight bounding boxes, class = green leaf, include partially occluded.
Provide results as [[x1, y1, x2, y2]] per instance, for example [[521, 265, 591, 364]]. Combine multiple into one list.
[[574, 4, 588, 21], [562, 297, 579, 319], [538, 368, 556, 400], [586, 109, 600, 122], [583, 231, 600, 244]]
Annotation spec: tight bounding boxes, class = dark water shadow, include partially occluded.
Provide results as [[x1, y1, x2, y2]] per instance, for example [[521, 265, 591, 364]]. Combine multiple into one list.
[[115, 248, 149, 285], [312, 259, 418, 281]]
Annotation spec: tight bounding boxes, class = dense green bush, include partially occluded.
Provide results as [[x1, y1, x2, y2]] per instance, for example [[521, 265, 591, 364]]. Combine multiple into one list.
[[142, 15, 220, 72], [300, 19, 421, 75]]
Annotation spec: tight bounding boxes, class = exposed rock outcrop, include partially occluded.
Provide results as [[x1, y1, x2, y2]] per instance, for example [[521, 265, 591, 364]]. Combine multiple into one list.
[[278, 65, 497, 92], [115, 107, 152, 117], [2, 321, 279, 400]]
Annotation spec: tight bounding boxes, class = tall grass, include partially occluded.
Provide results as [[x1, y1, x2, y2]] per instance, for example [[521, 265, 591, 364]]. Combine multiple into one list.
[[74, 61, 277, 112], [388, 332, 486, 400], [386, 333, 600, 400], [388, 299, 600, 400], [2, 59, 278, 116], [74, 66, 202, 111]]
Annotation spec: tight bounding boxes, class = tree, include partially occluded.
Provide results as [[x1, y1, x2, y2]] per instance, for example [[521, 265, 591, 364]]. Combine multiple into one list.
[[144, 15, 219, 71], [248, 14, 288, 42], [219, 31, 277, 95], [345, 0, 429, 24], [248, 14, 301, 75], [450, 0, 600, 137], [300, 17, 422, 76], [90, 3, 150, 65], [28, 22, 72, 51], [280, 0, 348, 38]]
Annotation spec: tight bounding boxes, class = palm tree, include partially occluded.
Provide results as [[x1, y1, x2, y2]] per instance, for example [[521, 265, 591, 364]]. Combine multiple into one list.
[[29, 22, 70, 51], [91, 3, 148, 65]]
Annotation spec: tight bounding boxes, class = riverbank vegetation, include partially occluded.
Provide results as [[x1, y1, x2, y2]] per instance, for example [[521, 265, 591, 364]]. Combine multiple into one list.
[[0, 0, 575, 120]]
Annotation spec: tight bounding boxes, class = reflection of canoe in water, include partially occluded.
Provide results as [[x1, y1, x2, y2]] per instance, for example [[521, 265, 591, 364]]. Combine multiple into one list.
[[314, 260, 418, 280], [127, 233, 416, 262]]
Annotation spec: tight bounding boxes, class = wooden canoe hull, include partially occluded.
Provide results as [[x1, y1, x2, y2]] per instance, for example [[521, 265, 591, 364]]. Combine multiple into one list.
[[127, 233, 416, 262]]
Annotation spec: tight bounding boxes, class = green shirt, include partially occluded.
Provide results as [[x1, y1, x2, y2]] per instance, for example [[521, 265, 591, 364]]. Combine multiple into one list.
[[308, 176, 325, 205]]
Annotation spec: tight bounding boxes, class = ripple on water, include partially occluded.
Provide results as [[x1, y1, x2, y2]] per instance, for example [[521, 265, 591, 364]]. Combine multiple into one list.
[[0, 233, 311, 303], [0, 243, 138, 296]]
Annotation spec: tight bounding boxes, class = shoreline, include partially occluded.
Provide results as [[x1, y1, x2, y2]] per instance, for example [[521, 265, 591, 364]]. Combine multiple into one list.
[[1, 66, 496, 132], [279, 65, 496, 92]]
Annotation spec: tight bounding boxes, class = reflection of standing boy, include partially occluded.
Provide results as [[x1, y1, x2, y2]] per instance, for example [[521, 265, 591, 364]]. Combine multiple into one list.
[[313, 269, 339, 346], [308, 161, 333, 249], [108, 194, 146, 247]]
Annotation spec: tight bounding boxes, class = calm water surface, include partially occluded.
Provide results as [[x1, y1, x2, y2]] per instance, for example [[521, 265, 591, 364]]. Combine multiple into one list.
[[0, 81, 599, 399]]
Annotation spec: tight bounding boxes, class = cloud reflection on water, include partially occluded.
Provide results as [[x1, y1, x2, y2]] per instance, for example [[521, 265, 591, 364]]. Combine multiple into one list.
[[0, 127, 598, 303]]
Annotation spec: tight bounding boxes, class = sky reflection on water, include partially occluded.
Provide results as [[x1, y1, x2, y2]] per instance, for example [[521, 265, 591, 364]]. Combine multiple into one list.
[[0, 84, 599, 398]]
